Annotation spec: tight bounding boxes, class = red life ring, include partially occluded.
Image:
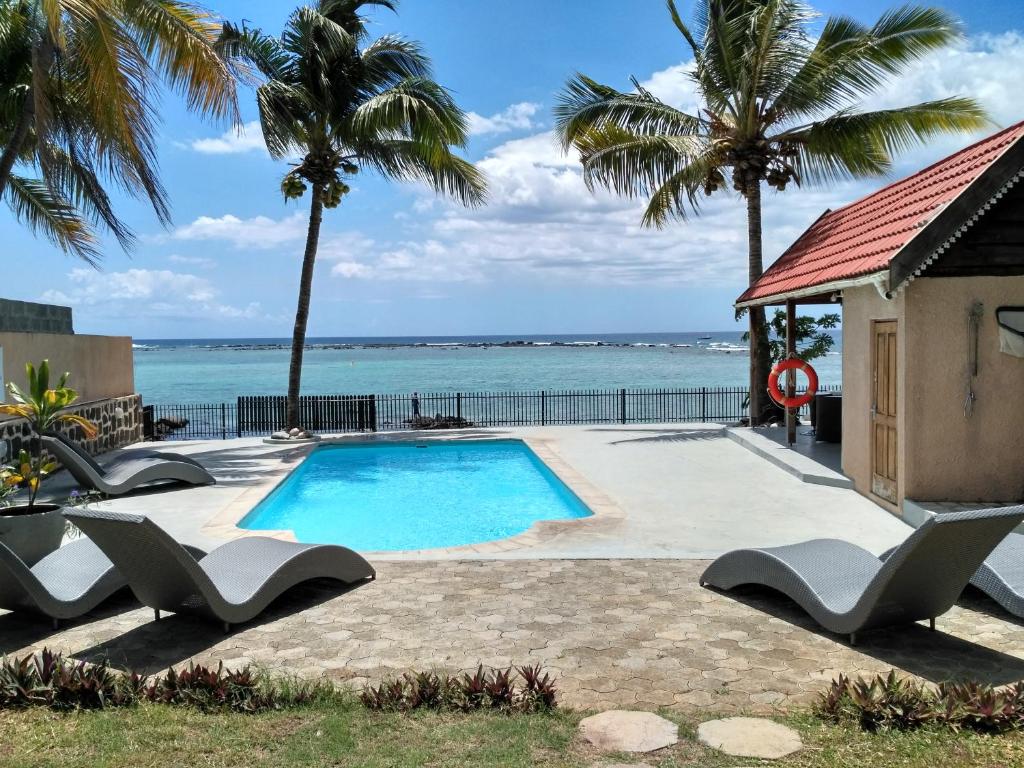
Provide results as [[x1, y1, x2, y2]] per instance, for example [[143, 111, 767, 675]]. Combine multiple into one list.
[[767, 358, 818, 408]]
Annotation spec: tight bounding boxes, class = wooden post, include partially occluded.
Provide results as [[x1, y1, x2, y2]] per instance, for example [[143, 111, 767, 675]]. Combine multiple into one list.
[[786, 299, 797, 446]]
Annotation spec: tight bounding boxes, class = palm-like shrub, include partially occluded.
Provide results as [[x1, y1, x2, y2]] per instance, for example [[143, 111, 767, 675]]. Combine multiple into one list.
[[0, 0, 238, 261], [555, 0, 989, 423], [0, 361, 97, 509], [218, 0, 487, 429]]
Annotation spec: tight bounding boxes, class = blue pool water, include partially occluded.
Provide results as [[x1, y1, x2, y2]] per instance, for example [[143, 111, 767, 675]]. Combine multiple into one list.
[[239, 440, 593, 551]]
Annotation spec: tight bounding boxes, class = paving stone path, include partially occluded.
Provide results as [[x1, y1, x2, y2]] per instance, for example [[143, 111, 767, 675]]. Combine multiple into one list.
[[4, 559, 1024, 712], [697, 716, 802, 759], [579, 710, 678, 752]]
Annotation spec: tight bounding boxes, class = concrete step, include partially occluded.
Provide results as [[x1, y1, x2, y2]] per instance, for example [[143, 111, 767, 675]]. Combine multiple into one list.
[[725, 427, 853, 489]]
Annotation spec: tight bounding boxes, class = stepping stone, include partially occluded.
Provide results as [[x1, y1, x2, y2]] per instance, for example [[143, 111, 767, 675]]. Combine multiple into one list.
[[579, 711, 678, 753], [697, 717, 802, 759]]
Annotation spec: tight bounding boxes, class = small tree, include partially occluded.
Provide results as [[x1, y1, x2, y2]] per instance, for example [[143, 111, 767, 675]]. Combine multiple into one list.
[[0, 361, 97, 510], [747, 310, 840, 364]]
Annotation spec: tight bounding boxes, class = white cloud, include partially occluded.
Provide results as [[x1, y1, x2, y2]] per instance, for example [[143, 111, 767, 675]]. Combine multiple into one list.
[[189, 121, 267, 154], [168, 254, 215, 269], [467, 102, 542, 136], [357, 31, 1021, 287], [171, 212, 307, 249], [40, 269, 273, 322], [162, 32, 1024, 297]]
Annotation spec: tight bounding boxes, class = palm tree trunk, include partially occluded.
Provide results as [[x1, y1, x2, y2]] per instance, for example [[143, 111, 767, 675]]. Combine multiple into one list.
[[0, 89, 34, 198], [0, 34, 55, 198], [285, 184, 325, 429], [745, 179, 772, 426]]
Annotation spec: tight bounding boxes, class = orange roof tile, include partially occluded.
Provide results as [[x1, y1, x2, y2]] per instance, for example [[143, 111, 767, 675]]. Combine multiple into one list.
[[738, 120, 1024, 305]]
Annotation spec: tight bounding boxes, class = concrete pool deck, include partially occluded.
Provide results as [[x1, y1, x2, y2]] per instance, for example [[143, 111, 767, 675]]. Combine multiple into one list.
[[40, 423, 910, 559], [13, 423, 1021, 714]]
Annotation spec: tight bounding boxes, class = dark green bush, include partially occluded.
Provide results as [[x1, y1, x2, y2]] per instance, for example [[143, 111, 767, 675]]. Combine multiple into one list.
[[818, 671, 1024, 733], [360, 664, 558, 714]]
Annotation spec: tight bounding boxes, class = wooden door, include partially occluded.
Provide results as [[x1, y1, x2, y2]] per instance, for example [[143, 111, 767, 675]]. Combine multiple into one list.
[[871, 321, 898, 503]]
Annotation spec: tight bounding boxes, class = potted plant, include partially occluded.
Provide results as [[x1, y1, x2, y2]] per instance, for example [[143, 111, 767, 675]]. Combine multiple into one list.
[[0, 361, 97, 565]]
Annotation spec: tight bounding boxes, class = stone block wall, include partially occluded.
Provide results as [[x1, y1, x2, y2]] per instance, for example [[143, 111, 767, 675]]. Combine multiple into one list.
[[0, 299, 74, 334], [0, 394, 142, 463]]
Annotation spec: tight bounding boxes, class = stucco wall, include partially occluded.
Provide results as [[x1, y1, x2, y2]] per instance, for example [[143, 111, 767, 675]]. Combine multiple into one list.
[[841, 276, 1024, 508], [0, 332, 134, 405], [902, 276, 1024, 502], [841, 285, 907, 511]]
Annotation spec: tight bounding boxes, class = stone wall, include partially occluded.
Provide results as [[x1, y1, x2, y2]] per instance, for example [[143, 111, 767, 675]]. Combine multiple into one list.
[[0, 394, 142, 463], [0, 299, 73, 334]]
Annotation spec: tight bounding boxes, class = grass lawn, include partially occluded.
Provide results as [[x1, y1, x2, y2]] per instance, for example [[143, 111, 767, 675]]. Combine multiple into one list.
[[3, 702, 1024, 768]]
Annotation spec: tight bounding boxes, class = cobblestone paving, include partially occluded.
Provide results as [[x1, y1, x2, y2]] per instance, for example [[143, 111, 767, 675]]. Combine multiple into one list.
[[5, 560, 1024, 713]]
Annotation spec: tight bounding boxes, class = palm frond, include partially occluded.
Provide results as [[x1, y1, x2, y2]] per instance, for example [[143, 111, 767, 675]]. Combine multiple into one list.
[[555, 74, 703, 149], [350, 76, 468, 146], [120, 0, 238, 121], [360, 34, 431, 87], [780, 98, 990, 184], [62, 2, 171, 223], [774, 6, 965, 120], [574, 125, 711, 200], [45, 141, 136, 250], [641, 148, 725, 228], [5, 173, 99, 263], [358, 138, 486, 207], [216, 21, 293, 83], [255, 79, 310, 158]]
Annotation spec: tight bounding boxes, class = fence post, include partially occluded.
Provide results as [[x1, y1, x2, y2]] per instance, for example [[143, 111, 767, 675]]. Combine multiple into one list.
[[541, 390, 546, 426], [620, 388, 627, 424], [456, 392, 462, 421], [701, 387, 707, 422], [220, 403, 227, 440]]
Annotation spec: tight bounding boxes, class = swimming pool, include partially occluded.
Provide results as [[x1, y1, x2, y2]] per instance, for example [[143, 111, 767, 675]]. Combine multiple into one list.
[[239, 440, 593, 551]]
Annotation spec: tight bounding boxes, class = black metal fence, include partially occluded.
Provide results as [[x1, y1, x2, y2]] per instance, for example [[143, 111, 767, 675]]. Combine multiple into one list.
[[144, 385, 840, 441]]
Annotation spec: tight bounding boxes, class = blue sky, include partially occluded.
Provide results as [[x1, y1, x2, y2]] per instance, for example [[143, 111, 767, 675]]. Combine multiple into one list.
[[6, 0, 1024, 338]]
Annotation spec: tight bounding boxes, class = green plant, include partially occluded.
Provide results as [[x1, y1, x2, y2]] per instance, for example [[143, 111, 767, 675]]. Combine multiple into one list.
[[0, 649, 133, 710], [217, 0, 487, 429], [517, 664, 557, 713], [142, 662, 281, 713], [359, 665, 558, 714], [0, 649, 330, 714], [817, 672, 1024, 734], [0, 361, 97, 510], [555, 0, 989, 425], [0, 467, 16, 508]]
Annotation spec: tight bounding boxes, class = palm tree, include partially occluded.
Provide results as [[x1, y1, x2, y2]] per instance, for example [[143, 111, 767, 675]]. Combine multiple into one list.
[[219, 0, 487, 429], [555, 0, 989, 424], [0, 0, 238, 261]]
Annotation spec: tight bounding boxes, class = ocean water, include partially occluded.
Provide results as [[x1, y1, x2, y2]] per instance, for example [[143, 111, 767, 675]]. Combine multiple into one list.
[[133, 332, 842, 404], [239, 440, 592, 551]]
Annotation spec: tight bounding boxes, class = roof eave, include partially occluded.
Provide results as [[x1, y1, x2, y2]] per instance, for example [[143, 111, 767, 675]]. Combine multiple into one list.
[[888, 133, 1024, 290], [734, 271, 889, 309]]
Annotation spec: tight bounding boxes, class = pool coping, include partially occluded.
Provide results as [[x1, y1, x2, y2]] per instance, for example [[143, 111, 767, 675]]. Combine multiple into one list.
[[200, 430, 626, 558]]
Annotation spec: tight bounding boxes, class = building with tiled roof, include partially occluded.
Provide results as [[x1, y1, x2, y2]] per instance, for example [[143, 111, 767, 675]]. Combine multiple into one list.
[[738, 121, 1024, 512]]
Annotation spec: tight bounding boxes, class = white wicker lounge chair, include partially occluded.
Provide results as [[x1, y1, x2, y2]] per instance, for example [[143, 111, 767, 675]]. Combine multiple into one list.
[[700, 506, 1024, 644], [42, 434, 215, 496], [65, 509, 376, 632], [0, 538, 126, 628], [970, 530, 1024, 618]]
